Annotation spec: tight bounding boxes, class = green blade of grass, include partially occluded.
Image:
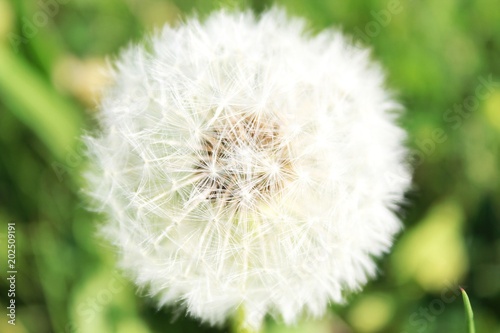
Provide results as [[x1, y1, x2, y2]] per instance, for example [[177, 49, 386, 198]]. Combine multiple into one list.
[[460, 287, 475, 333], [232, 307, 262, 333], [0, 44, 82, 161]]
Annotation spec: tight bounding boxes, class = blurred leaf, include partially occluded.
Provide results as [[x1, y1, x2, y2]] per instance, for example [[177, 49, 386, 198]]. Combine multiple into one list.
[[347, 293, 394, 333], [483, 89, 500, 133], [0, 44, 82, 161], [393, 200, 468, 291]]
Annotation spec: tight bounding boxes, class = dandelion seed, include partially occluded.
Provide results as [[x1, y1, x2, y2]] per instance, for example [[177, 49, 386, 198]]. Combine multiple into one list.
[[85, 7, 411, 331]]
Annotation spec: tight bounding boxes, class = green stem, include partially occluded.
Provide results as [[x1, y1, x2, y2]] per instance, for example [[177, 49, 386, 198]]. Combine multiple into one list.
[[460, 287, 475, 333], [0, 45, 82, 161], [232, 307, 262, 333]]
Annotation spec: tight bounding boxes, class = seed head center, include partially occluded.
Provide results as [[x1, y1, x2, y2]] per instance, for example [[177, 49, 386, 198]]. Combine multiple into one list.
[[194, 114, 292, 207]]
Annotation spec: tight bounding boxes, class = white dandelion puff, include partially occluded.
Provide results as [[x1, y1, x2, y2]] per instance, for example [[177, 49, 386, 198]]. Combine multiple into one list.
[[84, 7, 411, 330]]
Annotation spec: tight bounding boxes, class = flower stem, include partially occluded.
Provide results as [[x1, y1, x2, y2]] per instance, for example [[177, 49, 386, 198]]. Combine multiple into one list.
[[232, 307, 262, 333], [460, 287, 475, 333]]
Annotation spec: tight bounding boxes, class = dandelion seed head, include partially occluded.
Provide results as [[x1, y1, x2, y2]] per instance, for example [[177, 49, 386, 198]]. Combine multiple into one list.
[[85, 7, 411, 330]]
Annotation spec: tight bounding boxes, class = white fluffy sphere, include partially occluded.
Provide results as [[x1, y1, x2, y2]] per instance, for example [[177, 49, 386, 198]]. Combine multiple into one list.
[[85, 7, 411, 330]]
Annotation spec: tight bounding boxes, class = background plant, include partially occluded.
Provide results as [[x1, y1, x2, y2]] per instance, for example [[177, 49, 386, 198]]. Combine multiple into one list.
[[0, 0, 499, 332]]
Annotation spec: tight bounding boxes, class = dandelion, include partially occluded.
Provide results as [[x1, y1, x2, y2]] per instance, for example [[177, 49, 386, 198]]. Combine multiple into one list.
[[85, 7, 411, 331]]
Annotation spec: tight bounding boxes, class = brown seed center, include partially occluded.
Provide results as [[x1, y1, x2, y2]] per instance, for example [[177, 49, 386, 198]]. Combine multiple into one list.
[[193, 114, 293, 208]]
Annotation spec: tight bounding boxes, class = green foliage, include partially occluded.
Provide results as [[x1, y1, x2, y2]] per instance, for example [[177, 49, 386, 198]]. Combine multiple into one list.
[[0, 0, 499, 332]]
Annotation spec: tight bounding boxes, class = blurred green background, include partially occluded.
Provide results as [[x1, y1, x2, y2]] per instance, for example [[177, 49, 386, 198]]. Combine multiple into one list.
[[0, 0, 499, 332]]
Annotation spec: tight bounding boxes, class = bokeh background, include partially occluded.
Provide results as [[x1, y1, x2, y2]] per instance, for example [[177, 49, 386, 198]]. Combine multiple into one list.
[[0, 0, 499, 332]]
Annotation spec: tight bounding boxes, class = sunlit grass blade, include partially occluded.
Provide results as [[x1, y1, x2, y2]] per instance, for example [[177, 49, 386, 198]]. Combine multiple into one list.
[[461, 287, 475, 333]]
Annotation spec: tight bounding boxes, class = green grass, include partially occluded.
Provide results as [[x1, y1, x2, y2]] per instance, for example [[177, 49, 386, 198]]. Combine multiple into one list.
[[1, 0, 499, 332]]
